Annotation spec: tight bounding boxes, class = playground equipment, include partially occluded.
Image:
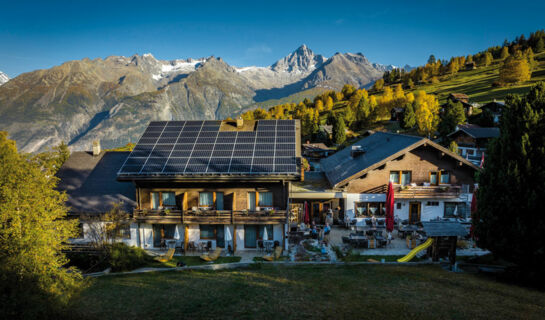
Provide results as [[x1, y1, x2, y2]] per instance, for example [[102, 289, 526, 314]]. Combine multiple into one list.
[[397, 238, 434, 262]]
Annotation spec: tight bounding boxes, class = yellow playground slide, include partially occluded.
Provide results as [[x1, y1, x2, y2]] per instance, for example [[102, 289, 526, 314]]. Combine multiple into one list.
[[397, 238, 434, 262]]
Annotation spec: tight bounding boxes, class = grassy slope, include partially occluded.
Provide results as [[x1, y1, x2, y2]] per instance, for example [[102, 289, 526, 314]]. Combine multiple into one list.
[[70, 265, 545, 320], [413, 52, 545, 104]]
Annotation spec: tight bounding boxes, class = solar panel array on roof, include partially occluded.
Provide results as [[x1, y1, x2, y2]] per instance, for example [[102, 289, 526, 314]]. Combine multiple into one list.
[[118, 120, 298, 176]]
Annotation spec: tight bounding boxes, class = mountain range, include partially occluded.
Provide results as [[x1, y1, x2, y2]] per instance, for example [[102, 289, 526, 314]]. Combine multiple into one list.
[[0, 45, 396, 152]]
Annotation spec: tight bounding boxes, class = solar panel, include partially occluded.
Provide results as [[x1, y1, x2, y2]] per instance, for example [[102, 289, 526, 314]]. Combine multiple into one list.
[[118, 119, 299, 175]]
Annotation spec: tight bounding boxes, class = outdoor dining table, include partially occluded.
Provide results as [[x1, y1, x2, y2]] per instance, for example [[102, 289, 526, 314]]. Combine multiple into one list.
[[398, 225, 421, 238], [263, 240, 274, 253]]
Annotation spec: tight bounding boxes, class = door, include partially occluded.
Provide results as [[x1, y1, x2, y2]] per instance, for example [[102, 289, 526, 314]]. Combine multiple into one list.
[[244, 225, 257, 248], [311, 202, 322, 224], [216, 225, 225, 248], [409, 202, 421, 224]]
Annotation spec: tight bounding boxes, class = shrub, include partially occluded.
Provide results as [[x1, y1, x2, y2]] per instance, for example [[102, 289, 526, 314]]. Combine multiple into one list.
[[107, 243, 154, 272]]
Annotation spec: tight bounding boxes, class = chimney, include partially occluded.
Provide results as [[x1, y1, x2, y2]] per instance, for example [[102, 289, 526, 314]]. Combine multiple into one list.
[[92, 140, 101, 156], [236, 116, 244, 129], [351, 145, 365, 158]]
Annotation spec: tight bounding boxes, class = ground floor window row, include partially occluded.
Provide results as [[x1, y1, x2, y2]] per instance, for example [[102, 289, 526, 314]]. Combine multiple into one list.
[[354, 201, 468, 219]]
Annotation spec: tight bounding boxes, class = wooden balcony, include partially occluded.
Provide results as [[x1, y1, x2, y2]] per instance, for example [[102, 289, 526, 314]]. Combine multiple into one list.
[[395, 185, 462, 199], [133, 209, 287, 224]]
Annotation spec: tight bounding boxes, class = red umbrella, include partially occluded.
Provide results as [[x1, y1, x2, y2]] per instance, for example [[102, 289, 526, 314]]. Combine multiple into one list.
[[479, 152, 485, 168], [304, 201, 310, 224], [385, 182, 395, 233], [470, 187, 478, 239]]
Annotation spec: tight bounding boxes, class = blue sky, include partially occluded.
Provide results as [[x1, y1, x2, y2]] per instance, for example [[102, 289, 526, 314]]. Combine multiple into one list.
[[1, 0, 544, 77]]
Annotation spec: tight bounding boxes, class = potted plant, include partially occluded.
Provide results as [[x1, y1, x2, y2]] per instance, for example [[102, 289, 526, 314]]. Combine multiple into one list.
[[164, 208, 171, 216]]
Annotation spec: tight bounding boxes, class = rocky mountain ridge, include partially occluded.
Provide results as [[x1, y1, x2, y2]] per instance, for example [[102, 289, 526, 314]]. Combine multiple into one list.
[[0, 45, 398, 152]]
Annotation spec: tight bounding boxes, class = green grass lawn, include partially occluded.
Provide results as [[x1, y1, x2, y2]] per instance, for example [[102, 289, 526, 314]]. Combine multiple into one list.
[[70, 264, 545, 320], [146, 255, 241, 268]]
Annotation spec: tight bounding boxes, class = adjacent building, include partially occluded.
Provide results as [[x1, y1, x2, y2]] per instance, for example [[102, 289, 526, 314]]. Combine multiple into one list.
[[291, 131, 479, 226], [448, 124, 500, 166]]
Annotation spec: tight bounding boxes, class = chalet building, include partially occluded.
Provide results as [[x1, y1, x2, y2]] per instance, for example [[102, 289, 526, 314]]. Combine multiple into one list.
[[56, 149, 138, 244], [290, 131, 479, 226], [465, 61, 477, 70], [58, 119, 301, 252], [480, 100, 505, 124], [443, 93, 473, 116], [448, 124, 500, 166]]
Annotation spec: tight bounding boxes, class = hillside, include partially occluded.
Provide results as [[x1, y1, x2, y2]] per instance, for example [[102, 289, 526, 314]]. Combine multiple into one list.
[[412, 52, 545, 104]]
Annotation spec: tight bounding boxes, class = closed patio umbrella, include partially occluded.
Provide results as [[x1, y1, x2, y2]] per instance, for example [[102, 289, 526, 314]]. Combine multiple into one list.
[[225, 226, 232, 242], [385, 181, 395, 233], [304, 201, 310, 224], [470, 187, 478, 239], [263, 226, 269, 241], [173, 225, 180, 239]]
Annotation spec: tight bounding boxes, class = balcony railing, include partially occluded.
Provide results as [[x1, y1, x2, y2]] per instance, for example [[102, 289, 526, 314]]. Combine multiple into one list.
[[133, 209, 287, 224], [395, 185, 462, 199]]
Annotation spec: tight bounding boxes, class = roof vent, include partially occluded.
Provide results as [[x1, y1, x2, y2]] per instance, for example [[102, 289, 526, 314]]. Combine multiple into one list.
[[236, 116, 244, 129], [92, 140, 101, 156], [351, 145, 365, 158]]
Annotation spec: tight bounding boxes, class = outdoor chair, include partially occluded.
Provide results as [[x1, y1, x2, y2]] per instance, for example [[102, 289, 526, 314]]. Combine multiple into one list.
[[200, 247, 222, 262], [188, 241, 197, 254], [357, 239, 368, 248], [356, 230, 364, 236], [263, 246, 283, 261], [154, 248, 175, 263], [342, 236, 351, 244], [377, 220, 385, 226], [206, 241, 212, 252], [257, 240, 265, 253], [365, 219, 373, 226]]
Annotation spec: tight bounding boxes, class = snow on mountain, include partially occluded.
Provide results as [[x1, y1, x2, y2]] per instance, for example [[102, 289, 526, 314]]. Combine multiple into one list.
[[0, 71, 9, 85]]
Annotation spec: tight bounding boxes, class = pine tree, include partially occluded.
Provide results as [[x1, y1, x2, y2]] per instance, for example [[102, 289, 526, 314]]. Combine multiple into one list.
[[535, 37, 545, 53], [332, 116, 347, 145], [0, 132, 85, 317], [428, 54, 436, 64], [438, 100, 466, 141], [475, 83, 545, 281], [402, 103, 416, 129]]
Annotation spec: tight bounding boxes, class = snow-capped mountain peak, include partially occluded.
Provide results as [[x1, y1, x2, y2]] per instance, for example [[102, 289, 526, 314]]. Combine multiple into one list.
[[0, 71, 9, 85], [271, 44, 326, 73]]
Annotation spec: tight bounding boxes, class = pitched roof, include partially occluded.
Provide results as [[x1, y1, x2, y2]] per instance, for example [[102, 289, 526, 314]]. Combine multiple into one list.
[[56, 151, 136, 214], [321, 131, 480, 188], [448, 125, 500, 139], [321, 132, 423, 187], [117, 119, 301, 180], [449, 93, 469, 101]]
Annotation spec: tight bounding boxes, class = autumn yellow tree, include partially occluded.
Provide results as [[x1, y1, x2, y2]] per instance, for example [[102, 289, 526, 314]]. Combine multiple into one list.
[[413, 91, 440, 137], [373, 78, 384, 91], [315, 99, 324, 112], [499, 55, 531, 84], [325, 96, 334, 110], [500, 46, 509, 60]]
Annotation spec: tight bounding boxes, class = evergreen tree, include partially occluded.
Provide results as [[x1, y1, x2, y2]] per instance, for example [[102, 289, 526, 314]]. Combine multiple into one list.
[[475, 83, 545, 282], [535, 37, 545, 53], [402, 103, 416, 129], [427, 54, 436, 64], [438, 100, 466, 141], [332, 116, 347, 145], [0, 132, 85, 317]]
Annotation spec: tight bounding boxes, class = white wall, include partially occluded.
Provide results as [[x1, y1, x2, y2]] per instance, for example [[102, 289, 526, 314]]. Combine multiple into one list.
[[344, 193, 473, 224]]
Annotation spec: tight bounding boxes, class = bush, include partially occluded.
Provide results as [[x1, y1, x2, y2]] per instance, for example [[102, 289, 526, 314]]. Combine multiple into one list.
[[107, 243, 154, 272]]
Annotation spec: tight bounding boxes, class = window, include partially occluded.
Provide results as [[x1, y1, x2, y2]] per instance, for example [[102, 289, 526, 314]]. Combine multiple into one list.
[[440, 171, 450, 184], [151, 192, 160, 209], [200, 225, 217, 239], [355, 202, 385, 217], [244, 225, 273, 248], [430, 172, 438, 185], [401, 171, 411, 185], [199, 192, 214, 208], [426, 201, 439, 206], [162, 192, 176, 207], [216, 192, 224, 210], [258, 192, 273, 207], [389, 171, 400, 184], [444, 202, 467, 218], [248, 192, 256, 211], [117, 224, 131, 239], [396, 203, 402, 210]]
